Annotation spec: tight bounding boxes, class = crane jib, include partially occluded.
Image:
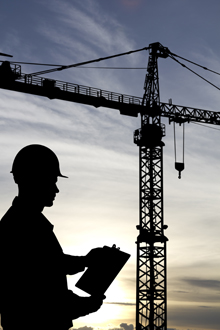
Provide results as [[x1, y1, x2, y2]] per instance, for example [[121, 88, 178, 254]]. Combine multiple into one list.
[[0, 62, 220, 124]]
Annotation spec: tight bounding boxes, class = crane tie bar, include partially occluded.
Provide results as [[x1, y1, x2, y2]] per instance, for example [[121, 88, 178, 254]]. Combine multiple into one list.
[[27, 47, 150, 77]]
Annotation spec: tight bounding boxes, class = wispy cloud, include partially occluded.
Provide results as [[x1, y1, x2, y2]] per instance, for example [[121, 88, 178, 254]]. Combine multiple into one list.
[[182, 278, 220, 291], [36, 0, 145, 96], [105, 302, 135, 306], [72, 324, 135, 330], [72, 327, 93, 330], [120, 323, 133, 330], [42, 0, 136, 55]]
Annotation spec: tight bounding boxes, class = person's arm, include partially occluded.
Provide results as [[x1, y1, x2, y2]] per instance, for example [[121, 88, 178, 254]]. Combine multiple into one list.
[[63, 248, 104, 274], [63, 254, 86, 275]]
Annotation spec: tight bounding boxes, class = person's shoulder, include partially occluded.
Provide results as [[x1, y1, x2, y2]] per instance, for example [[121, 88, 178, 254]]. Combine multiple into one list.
[[0, 197, 27, 232], [0, 205, 14, 225]]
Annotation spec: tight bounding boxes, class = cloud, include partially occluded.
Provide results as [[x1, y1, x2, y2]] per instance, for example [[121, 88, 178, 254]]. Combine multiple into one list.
[[72, 327, 93, 330], [39, 0, 136, 58], [169, 303, 220, 329], [71, 324, 135, 330], [105, 302, 135, 306], [120, 323, 134, 330], [182, 278, 220, 291], [36, 0, 145, 97], [72, 326, 178, 330]]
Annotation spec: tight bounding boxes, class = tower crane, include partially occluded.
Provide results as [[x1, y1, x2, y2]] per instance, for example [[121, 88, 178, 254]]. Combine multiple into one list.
[[1, 42, 220, 330]]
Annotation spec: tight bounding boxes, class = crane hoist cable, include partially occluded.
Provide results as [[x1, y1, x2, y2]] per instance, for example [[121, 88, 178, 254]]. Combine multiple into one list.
[[173, 121, 185, 179]]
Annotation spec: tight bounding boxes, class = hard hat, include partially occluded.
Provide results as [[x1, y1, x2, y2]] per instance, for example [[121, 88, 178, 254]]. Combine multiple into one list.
[[11, 144, 68, 179]]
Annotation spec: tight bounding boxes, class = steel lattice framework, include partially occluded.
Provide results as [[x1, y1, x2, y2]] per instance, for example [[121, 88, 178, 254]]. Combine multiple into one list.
[[134, 43, 169, 330]]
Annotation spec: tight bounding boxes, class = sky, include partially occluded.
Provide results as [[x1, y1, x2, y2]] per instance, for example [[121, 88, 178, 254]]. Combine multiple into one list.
[[1, 0, 220, 329]]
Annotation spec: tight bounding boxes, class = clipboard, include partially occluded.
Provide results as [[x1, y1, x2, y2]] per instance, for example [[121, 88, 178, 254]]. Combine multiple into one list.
[[75, 245, 130, 295]]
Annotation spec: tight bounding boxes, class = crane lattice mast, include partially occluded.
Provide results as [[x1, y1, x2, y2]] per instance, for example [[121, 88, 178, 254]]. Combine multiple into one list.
[[134, 42, 168, 330]]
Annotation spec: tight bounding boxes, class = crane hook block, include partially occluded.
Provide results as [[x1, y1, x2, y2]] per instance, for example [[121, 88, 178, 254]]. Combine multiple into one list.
[[175, 162, 184, 179]]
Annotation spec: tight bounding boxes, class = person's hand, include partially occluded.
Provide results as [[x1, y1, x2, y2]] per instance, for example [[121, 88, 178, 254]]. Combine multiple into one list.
[[69, 293, 106, 319], [84, 247, 104, 267]]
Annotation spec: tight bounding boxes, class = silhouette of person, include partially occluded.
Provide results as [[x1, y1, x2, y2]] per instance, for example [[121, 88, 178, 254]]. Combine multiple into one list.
[[0, 144, 104, 330]]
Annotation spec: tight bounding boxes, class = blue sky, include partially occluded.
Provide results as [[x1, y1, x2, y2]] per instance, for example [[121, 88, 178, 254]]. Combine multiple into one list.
[[1, 1, 220, 330]]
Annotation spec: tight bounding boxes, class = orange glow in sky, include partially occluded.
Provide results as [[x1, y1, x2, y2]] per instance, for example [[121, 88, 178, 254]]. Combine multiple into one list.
[[120, 0, 143, 9]]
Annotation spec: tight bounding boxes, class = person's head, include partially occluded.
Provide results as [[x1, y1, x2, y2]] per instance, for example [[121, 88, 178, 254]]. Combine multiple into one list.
[[11, 144, 67, 208]]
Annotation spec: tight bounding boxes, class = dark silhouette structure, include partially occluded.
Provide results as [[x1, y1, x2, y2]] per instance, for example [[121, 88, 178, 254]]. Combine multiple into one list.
[[0, 144, 104, 330], [1, 42, 220, 330]]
